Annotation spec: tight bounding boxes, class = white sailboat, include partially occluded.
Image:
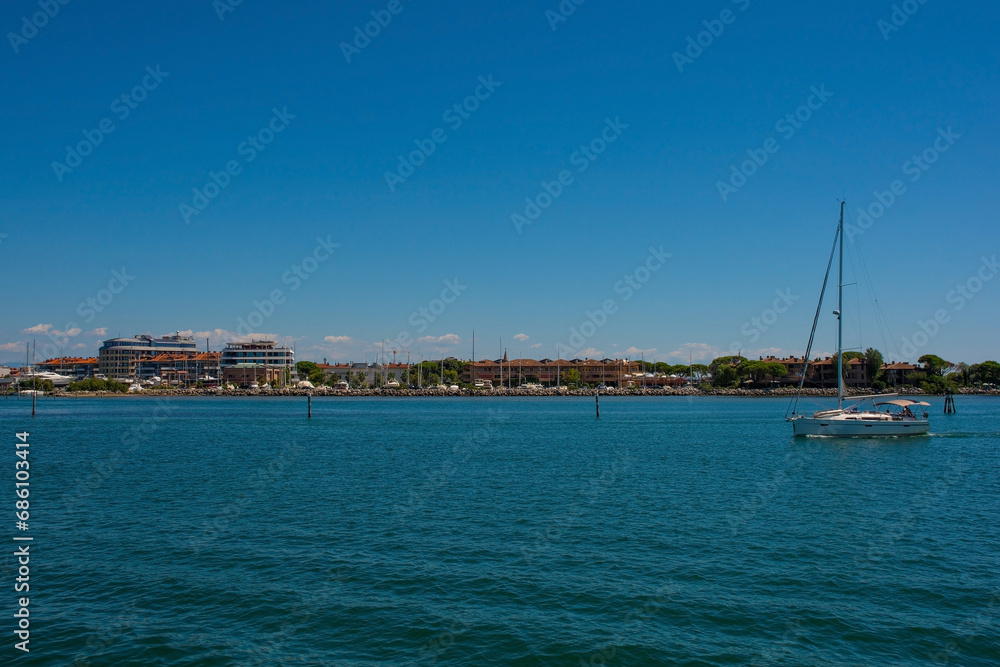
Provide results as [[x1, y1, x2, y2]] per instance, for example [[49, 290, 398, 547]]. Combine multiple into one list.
[[787, 202, 930, 437]]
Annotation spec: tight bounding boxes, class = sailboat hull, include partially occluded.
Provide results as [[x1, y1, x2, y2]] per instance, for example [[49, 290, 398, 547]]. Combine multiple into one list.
[[791, 418, 929, 437]]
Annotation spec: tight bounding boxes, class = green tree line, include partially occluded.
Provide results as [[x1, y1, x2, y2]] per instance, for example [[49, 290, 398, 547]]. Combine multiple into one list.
[[705, 348, 1000, 394]]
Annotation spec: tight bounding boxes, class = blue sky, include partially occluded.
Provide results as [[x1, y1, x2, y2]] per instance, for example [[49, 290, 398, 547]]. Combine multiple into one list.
[[2, 0, 998, 366]]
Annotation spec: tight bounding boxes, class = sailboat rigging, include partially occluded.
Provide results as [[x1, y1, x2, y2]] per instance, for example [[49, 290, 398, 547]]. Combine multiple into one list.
[[787, 202, 930, 436]]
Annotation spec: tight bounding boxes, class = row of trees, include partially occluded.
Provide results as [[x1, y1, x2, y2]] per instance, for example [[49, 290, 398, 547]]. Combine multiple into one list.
[[296, 352, 1000, 394], [636, 361, 710, 376], [294, 359, 612, 389], [705, 349, 1000, 393], [66, 378, 130, 392], [907, 355, 1000, 393], [707, 356, 789, 388]]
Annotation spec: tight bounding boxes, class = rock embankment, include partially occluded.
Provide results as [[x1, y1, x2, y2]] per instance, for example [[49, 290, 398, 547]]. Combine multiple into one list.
[[29, 386, 999, 398]]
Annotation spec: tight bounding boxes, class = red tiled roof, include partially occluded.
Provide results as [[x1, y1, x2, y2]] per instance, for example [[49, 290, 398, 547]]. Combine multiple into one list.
[[38, 357, 98, 366], [141, 352, 219, 363]]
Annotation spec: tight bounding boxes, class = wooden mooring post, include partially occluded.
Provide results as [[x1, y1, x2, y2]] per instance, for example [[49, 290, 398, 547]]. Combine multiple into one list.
[[944, 389, 956, 414]]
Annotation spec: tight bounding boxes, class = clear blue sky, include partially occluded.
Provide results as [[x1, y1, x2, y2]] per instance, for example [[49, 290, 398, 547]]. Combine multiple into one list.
[[2, 0, 998, 366]]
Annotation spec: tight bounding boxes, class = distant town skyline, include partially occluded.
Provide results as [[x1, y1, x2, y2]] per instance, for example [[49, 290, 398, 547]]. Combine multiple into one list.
[[3, 2, 998, 366], [3, 323, 994, 370]]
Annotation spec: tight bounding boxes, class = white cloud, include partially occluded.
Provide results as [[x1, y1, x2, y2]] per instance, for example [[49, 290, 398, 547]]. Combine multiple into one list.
[[665, 343, 725, 363], [513, 333, 529, 341], [417, 334, 461, 345], [409, 333, 463, 358], [303, 336, 376, 362], [87, 327, 108, 336], [575, 347, 603, 358], [624, 346, 658, 357], [529, 343, 542, 349], [0, 342, 23, 352], [192, 329, 285, 346], [20, 323, 80, 339], [71, 343, 88, 350]]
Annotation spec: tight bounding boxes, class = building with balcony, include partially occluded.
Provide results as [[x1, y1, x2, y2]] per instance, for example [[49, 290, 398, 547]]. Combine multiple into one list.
[[882, 362, 920, 386], [462, 357, 640, 387], [222, 363, 284, 388], [36, 357, 99, 379], [136, 352, 221, 385], [220, 340, 294, 368], [315, 362, 409, 385], [98, 334, 199, 379], [759, 356, 807, 385]]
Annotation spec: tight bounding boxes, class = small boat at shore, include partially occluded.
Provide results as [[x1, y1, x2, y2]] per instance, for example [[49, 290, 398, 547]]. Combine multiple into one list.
[[787, 202, 930, 437]]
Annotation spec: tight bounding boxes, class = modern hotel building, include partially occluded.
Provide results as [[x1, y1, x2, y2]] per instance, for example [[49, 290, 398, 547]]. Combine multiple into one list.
[[219, 340, 295, 387], [98, 333, 199, 379]]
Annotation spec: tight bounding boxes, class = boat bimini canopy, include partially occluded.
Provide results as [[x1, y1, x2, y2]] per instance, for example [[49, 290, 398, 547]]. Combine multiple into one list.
[[874, 399, 931, 408]]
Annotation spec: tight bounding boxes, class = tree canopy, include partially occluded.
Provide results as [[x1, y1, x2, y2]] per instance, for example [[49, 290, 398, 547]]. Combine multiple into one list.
[[970, 360, 1000, 385], [864, 348, 884, 381], [918, 354, 951, 377], [295, 361, 327, 385]]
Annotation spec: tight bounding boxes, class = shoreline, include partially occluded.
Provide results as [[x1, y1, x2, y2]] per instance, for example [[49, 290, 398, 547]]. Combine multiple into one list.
[[12, 387, 999, 399]]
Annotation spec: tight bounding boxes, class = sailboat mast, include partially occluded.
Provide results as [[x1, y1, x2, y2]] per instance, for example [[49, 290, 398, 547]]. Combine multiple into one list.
[[837, 200, 845, 409]]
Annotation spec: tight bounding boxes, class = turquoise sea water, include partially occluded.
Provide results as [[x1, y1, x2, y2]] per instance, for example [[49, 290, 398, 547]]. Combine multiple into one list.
[[2, 395, 999, 666]]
